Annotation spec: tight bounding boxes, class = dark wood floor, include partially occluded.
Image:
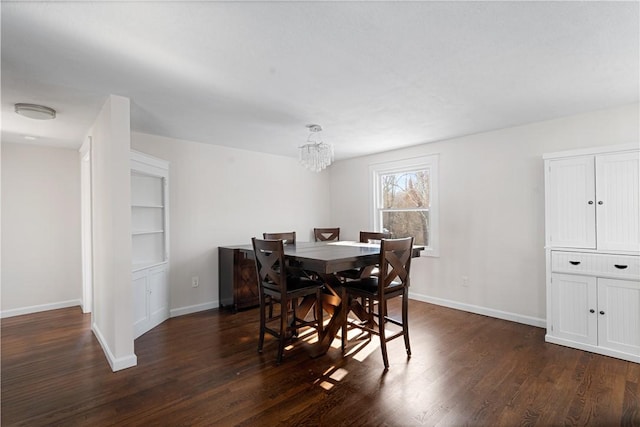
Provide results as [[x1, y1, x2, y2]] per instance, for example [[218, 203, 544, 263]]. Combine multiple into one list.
[[2, 300, 639, 426]]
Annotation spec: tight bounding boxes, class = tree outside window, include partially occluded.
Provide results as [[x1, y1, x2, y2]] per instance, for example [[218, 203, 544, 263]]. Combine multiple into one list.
[[381, 170, 430, 245]]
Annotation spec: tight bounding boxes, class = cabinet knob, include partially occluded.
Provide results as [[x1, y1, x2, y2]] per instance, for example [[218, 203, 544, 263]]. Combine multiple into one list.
[[599, 310, 605, 315], [589, 309, 595, 313], [597, 201, 603, 205], [588, 201, 594, 205]]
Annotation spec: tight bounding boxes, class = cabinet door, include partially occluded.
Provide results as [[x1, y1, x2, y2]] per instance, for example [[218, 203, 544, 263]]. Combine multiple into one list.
[[234, 251, 260, 310], [148, 265, 170, 329], [550, 273, 597, 345], [597, 278, 640, 356], [133, 270, 150, 339], [595, 152, 640, 252], [547, 157, 596, 248], [133, 265, 170, 339]]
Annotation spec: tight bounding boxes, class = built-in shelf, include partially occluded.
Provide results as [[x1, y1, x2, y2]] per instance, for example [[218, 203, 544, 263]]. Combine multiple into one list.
[[131, 150, 170, 339], [131, 168, 166, 269], [132, 260, 168, 273], [132, 230, 164, 236]]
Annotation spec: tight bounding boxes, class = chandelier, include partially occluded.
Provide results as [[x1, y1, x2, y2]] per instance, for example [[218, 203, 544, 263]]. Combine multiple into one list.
[[299, 124, 334, 172]]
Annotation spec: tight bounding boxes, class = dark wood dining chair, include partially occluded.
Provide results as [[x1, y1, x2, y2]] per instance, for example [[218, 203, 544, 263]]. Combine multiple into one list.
[[261, 232, 299, 318], [263, 232, 296, 245], [359, 231, 391, 243], [252, 238, 323, 364], [338, 231, 392, 281], [314, 227, 340, 242], [341, 236, 414, 369], [263, 231, 305, 274]]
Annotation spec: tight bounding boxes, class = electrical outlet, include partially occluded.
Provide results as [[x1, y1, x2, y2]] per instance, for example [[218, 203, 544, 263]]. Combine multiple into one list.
[[191, 276, 199, 288], [461, 275, 469, 287]]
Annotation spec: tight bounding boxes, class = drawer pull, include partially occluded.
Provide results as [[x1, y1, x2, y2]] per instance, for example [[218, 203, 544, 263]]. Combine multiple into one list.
[[614, 264, 628, 269], [569, 261, 581, 266]]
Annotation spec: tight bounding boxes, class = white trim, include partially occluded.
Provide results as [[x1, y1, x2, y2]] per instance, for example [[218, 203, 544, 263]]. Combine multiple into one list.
[[543, 142, 639, 159], [409, 292, 546, 328], [92, 323, 137, 371], [545, 335, 640, 363], [0, 300, 82, 318], [130, 150, 170, 176], [79, 136, 93, 314], [369, 154, 440, 257], [170, 300, 219, 318]]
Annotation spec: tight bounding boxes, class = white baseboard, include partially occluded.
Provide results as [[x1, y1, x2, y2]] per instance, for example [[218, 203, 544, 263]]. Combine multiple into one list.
[[545, 334, 640, 363], [170, 300, 219, 318], [92, 323, 137, 372], [409, 292, 546, 328], [0, 299, 82, 318]]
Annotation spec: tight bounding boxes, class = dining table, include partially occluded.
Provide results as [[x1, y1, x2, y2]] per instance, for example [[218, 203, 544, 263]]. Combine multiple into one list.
[[232, 240, 425, 357]]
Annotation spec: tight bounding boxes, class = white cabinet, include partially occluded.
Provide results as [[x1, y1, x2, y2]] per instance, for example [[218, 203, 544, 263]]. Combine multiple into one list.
[[546, 151, 639, 252], [550, 273, 640, 358], [131, 151, 170, 338], [546, 156, 596, 248], [544, 143, 640, 363], [597, 278, 640, 355], [133, 264, 170, 339], [595, 152, 640, 252], [549, 273, 597, 346]]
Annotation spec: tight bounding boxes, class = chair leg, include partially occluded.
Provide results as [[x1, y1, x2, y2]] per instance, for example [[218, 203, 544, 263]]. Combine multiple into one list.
[[316, 289, 323, 334], [377, 299, 389, 370], [402, 293, 411, 357], [291, 297, 298, 338], [258, 291, 266, 353], [277, 298, 288, 365], [341, 290, 348, 352], [367, 297, 375, 331]]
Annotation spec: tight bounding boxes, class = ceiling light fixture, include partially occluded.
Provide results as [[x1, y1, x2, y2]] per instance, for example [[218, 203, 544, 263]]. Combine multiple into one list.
[[14, 103, 56, 120], [299, 124, 333, 172]]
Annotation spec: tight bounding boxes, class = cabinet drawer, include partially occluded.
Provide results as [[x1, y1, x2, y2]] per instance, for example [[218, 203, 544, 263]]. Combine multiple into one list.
[[551, 251, 640, 279]]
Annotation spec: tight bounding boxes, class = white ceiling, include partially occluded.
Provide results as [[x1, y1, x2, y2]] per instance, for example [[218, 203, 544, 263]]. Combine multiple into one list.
[[2, 1, 638, 161]]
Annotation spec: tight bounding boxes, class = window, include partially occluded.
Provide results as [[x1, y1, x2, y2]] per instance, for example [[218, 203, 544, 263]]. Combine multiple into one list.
[[370, 155, 439, 256]]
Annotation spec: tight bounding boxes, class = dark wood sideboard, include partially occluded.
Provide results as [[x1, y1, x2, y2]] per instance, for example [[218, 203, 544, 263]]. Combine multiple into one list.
[[218, 246, 260, 312]]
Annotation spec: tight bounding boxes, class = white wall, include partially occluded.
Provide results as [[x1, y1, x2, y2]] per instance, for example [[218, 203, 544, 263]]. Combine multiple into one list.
[[330, 103, 640, 326], [90, 95, 136, 371], [131, 132, 331, 315], [1, 143, 82, 316]]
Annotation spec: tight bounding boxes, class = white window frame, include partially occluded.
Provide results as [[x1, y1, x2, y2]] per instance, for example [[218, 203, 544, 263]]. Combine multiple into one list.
[[370, 154, 439, 257]]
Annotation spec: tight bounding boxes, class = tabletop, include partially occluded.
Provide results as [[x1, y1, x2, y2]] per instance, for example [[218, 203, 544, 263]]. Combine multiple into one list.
[[225, 240, 423, 275]]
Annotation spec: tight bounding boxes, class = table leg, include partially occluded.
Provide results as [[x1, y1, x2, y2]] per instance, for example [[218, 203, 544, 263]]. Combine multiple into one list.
[[295, 294, 316, 319], [308, 276, 346, 358]]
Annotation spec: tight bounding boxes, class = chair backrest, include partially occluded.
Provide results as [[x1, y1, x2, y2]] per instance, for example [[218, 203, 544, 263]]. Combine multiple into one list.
[[314, 227, 340, 242], [378, 237, 414, 290], [252, 238, 287, 292], [360, 231, 391, 243], [263, 232, 296, 245]]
